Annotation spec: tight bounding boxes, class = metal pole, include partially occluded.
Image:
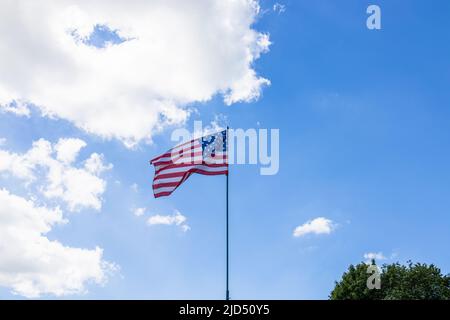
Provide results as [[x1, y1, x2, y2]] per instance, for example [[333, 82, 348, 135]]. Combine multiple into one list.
[[226, 126, 230, 301]]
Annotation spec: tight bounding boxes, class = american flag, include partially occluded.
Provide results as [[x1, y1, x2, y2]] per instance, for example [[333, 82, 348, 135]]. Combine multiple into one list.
[[150, 130, 228, 198]]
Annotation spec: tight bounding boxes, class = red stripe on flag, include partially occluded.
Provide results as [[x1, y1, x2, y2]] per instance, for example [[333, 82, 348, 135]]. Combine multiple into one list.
[[154, 162, 228, 175], [153, 169, 228, 197]]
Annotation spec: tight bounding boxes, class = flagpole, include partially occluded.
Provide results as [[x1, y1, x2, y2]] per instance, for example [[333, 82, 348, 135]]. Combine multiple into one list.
[[226, 126, 230, 301]]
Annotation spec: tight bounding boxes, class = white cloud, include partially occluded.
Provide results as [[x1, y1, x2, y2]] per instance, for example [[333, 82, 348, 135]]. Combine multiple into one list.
[[189, 115, 228, 142], [223, 64, 270, 105], [55, 138, 87, 164], [147, 210, 190, 232], [148, 211, 186, 225], [84, 153, 113, 175], [0, 0, 270, 147], [181, 224, 191, 232], [0, 138, 5, 146], [133, 207, 146, 217], [293, 217, 335, 237], [273, 3, 286, 14], [364, 252, 387, 264], [131, 183, 139, 192], [0, 100, 30, 117], [0, 138, 111, 211], [0, 188, 116, 298]]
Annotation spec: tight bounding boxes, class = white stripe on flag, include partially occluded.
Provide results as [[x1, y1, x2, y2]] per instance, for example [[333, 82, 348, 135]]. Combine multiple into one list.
[[153, 186, 178, 194], [153, 176, 185, 184]]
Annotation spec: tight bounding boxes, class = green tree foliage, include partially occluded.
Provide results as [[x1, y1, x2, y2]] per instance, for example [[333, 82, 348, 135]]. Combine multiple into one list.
[[330, 261, 450, 300]]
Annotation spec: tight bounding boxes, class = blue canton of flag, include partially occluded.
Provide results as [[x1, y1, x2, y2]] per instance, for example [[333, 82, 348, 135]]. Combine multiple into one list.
[[201, 130, 227, 162]]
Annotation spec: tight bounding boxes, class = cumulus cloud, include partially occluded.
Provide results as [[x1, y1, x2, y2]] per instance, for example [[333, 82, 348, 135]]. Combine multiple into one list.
[[84, 153, 113, 175], [55, 138, 87, 164], [293, 217, 335, 237], [0, 138, 111, 211], [147, 210, 190, 232], [0, 0, 270, 147], [0, 188, 116, 298]]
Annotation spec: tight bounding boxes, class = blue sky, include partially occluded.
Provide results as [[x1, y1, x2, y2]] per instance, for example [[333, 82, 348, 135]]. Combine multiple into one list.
[[1, 0, 450, 299]]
